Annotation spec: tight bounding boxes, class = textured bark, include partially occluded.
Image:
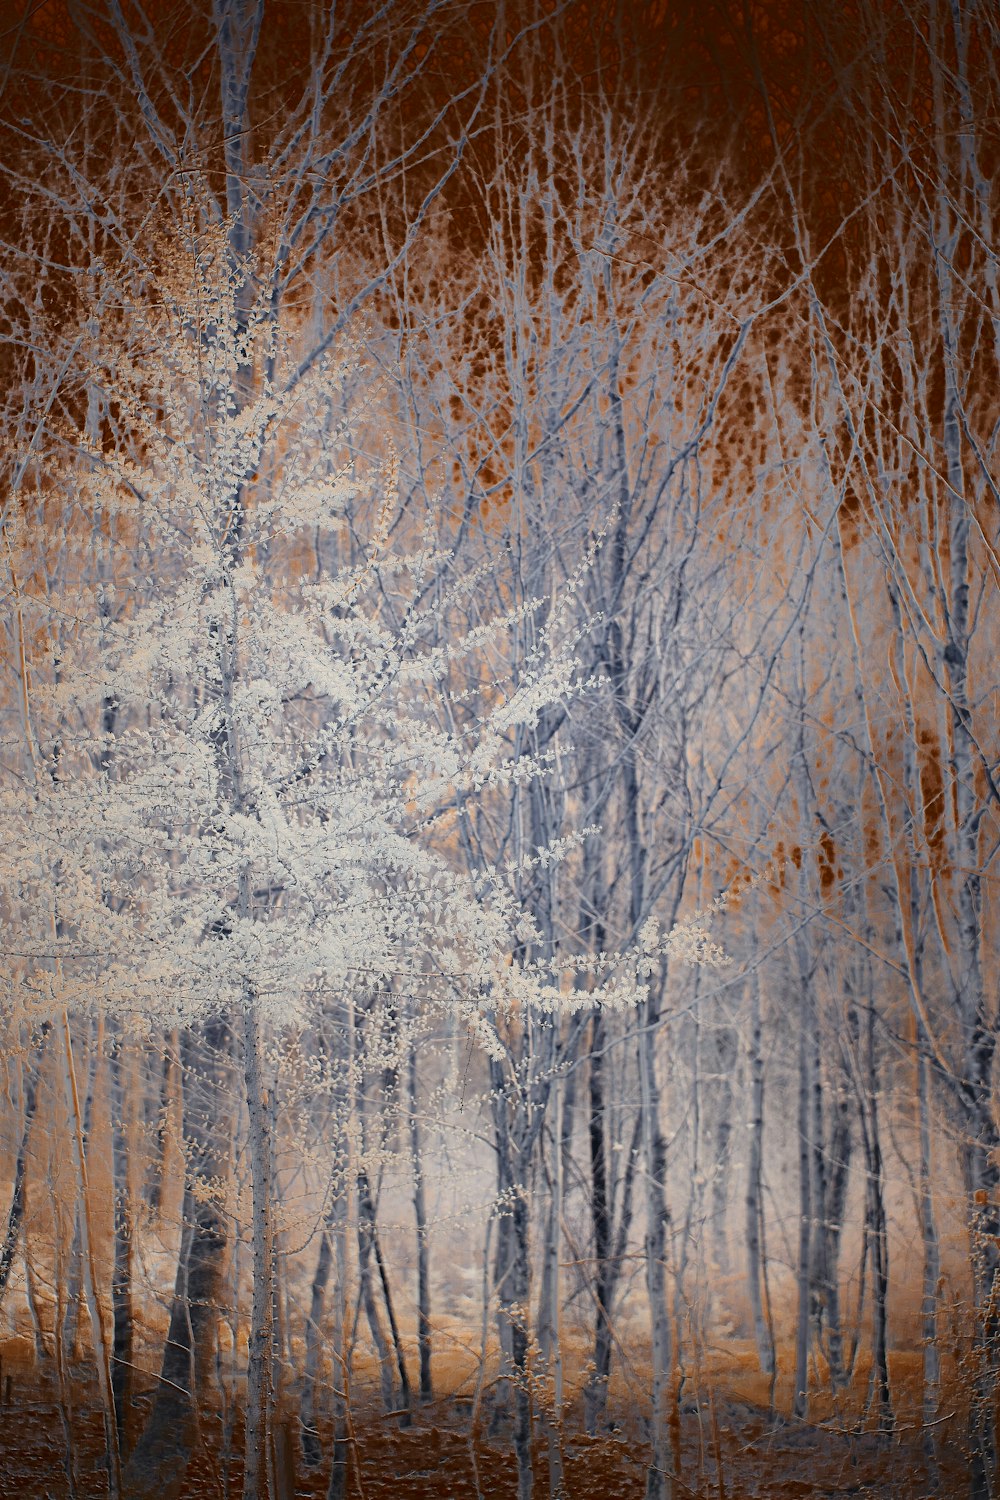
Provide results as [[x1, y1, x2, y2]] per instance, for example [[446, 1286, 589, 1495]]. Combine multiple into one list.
[[537, 1091, 566, 1500], [820, 1064, 852, 1390], [918, 1041, 941, 1475], [745, 971, 774, 1378], [490, 1056, 534, 1500], [508, 1187, 534, 1500], [792, 990, 812, 1423], [326, 1197, 350, 1500], [584, 1008, 614, 1434], [638, 1001, 674, 1500], [61, 1014, 122, 1498], [0, 1022, 49, 1309], [356, 1158, 396, 1415], [861, 1005, 893, 1436], [109, 1027, 134, 1455], [408, 1042, 432, 1400], [126, 1020, 232, 1497], [300, 1224, 333, 1467], [241, 1001, 274, 1500], [61, 1021, 99, 1363]]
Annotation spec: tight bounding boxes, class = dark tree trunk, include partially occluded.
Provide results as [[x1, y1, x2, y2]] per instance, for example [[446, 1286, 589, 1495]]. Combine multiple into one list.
[[745, 970, 774, 1378], [0, 1022, 50, 1308], [109, 1027, 134, 1455], [585, 1009, 614, 1433], [125, 1019, 232, 1497], [408, 1041, 432, 1401]]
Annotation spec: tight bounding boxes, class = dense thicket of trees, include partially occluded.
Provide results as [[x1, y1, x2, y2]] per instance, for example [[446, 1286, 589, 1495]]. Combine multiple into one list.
[[0, 3, 997, 1499]]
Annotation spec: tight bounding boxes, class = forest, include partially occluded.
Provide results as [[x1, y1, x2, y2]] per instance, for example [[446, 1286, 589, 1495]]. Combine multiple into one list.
[[0, 1, 997, 1497]]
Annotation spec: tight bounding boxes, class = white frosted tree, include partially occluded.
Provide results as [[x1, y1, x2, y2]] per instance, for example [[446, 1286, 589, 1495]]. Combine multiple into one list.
[[0, 187, 627, 1497]]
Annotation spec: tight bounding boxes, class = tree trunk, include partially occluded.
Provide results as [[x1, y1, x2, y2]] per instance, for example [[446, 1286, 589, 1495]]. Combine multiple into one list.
[[509, 1185, 533, 1500], [709, 1039, 734, 1285], [537, 1087, 565, 1500], [408, 1041, 432, 1401], [0, 1022, 50, 1309], [300, 1224, 333, 1467], [585, 1009, 614, 1433], [126, 1020, 232, 1496], [860, 1005, 892, 1436], [490, 1056, 534, 1500], [821, 1058, 852, 1391], [61, 1018, 99, 1363], [109, 1026, 134, 1456], [792, 979, 812, 1422], [326, 1194, 350, 1500], [638, 997, 674, 1500], [241, 1001, 275, 1500], [60, 1012, 122, 1499], [745, 969, 774, 1377], [918, 1039, 940, 1477]]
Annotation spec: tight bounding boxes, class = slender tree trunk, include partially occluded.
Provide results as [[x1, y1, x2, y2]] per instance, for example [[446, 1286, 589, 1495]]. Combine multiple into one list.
[[372, 1203, 412, 1423], [126, 1020, 232, 1496], [51, 1187, 80, 1499], [745, 968, 774, 1377], [807, 997, 851, 1392], [638, 998, 674, 1500], [0, 1021, 50, 1309], [356, 1159, 395, 1414], [109, 1026, 134, 1456], [537, 1088, 565, 1500], [490, 1058, 534, 1500], [860, 1005, 892, 1436], [793, 981, 812, 1422], [300, 1225, 333, 1467], [61, 1012, 122, 1499], [509, 1184, 533, 1500], [918, 1039, 940, 1478], [355, 1014, 410, 1421], [674, 1003, 702, 1414], [62, 1019, 99, 1363], [303, 1006, 352, 1484], [146, 1034, 178, 1217], [709, 1029, 735, 1284], [241, 1000, 275, 1500], [822, 1060, 852, 1391], [326, 1189, 350, 1500], [408, 1041, 432, 1401], [585, 1009, 614, 1433]]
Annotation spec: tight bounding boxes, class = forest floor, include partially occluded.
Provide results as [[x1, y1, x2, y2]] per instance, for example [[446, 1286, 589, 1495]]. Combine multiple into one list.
[[0, 1338, 973, 1499]]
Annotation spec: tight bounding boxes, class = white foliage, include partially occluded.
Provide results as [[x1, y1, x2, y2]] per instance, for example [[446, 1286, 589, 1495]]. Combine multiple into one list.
[[2, 200, 732, 1064], [0, 217, 598, 1048]]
